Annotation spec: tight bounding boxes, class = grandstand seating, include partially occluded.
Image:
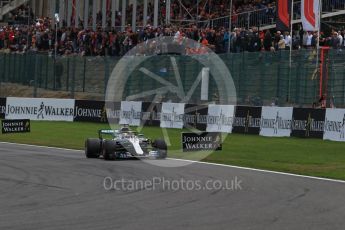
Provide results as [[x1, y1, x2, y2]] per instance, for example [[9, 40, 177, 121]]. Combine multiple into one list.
[[1, 0, 345, 30], [0, 0, 28, 20]]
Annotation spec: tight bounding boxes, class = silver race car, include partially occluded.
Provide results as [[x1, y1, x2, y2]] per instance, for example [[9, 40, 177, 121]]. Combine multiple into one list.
[[85, 125, 167, 160]]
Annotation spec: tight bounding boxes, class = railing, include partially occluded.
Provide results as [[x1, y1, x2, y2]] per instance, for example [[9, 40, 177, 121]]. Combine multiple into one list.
[[0, 49, 344, 108], [322, 0, 345, 12], [0, 0, 28, 19], [193, 0, 345, 30]]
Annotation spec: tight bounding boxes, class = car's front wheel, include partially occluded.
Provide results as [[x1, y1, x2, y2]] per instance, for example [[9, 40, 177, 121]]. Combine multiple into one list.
[[152, 139, 168, 159], [85, 138, 101, 158], [103, 140, 117, 160]]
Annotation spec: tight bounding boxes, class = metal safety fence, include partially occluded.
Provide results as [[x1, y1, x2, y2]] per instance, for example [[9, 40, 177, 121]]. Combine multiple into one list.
[[0, 49, 344, 108], [195, 0, 345, 30]]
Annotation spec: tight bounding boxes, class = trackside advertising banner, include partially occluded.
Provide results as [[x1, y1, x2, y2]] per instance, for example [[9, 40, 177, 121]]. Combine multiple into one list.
[[0, 98, 6, 119], [160, 103, 185, 129], [74, 100, 107, 123], [119, 101, 142, 126], [3, 96, 345, 143], [232, 106, 262, 135], [2, 119, 30, 134], [291, 108, 325, 139], [206, 104, 235, 133], [182, 132, 222, 152], [184, 104, 208, 131], [104, 101, 121, 124], [324, 109, 345, 142], [141, 102, 161, 127], [6, 97, 75, 121], [260, 107, 293, 137]]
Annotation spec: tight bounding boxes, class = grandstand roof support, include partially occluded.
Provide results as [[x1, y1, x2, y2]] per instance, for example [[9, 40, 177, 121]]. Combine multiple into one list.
[[121, 0, 126, 31], [59, 0, 65, 27], [153, 0, 158, 28], [166, 0, 171, 24], [196, 0, 199, 23], [49, 0, 56, 21], [115, 0, 119, 11], [75, 0, 80, 27], [131, 0, 136, 31], [92, 0, 97, 30], [111, 0, 116, 27], [38, 0, 43, 17], [29, 0, 35, 17], [102, 0, 107, 28], [143, 0, 148, 27], [67, 0, 72, 27], [84, 0, 89, 29], [79, 0, 84, 20]]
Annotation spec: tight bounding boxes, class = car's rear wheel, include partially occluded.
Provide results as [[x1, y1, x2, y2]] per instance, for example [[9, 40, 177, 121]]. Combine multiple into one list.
[[153, 139, 168, 159], [85, 138, 101, 158], [103, 140, 117, 160]]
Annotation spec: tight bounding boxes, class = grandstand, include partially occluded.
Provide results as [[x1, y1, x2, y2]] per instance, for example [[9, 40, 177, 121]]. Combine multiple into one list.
[[1, 0, 345, 30], [0, 1, 345, 108]]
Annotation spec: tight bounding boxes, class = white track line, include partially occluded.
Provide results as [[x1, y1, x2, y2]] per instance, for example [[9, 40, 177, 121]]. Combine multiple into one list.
[[168, 158, 345, 184], [1, 141, 345, 184], [0, 141, 83, 152]]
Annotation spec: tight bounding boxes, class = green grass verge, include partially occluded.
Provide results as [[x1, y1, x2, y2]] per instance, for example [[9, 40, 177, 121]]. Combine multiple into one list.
[[1, 121, 345, 180]]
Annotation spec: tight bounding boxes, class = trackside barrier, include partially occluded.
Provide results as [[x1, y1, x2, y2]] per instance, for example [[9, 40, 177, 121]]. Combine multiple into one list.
[[1, 50, 345, 108], [1, 97, 345, 142]]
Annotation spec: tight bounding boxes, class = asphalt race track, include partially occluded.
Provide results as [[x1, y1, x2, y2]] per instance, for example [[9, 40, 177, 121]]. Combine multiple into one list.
[[1, 142, 345, 230]]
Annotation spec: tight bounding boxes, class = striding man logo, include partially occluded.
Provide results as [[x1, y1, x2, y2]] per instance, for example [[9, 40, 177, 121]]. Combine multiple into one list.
[[129, 106, 135, 125], [305, 113, 312, 137], [274, 112, 279, 134], [101, 106, 107, 123], [170, 107, 176, 128], [25, 121, 30, 131], [37, 102, 44, 119], [245, 111, 251, 133], [218, 109, 224, 131], [341, 114, 345, 139]]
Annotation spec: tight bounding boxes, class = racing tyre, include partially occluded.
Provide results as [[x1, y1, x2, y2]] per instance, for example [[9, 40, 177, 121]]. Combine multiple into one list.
[[153, 139, 167, 159], [85, 138, 101, 158], [103, 140, 117, 160]]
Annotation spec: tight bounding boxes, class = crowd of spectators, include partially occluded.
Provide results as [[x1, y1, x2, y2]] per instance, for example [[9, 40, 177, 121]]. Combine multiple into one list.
[[1, 19, 345, 56], [0, 21, 233, 55], [0, 0, 345, 56], [229, 27, 345, 52]]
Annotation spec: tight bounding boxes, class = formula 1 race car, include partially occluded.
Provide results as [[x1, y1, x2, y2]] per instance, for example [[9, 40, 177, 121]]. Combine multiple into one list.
[[85, 125, 167, 160]]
